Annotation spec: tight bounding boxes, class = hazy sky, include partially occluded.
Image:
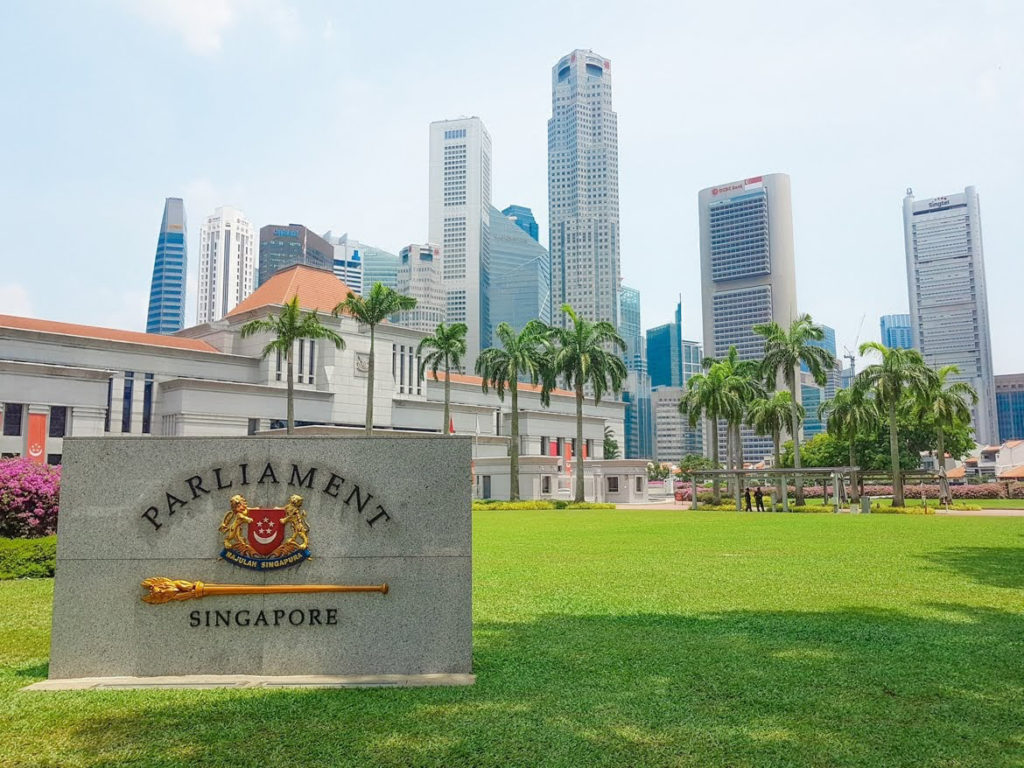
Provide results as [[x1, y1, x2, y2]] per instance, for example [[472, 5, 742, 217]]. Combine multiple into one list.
[[1, 0, 1021, 372]]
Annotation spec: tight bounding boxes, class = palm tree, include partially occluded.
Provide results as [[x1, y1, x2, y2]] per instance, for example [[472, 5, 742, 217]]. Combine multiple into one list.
[[680, 361, 738, 505], [857, 342, 937, 507], [417, 322, 468, 435], [475, 320, 551, 501], [334, 283, 416, 435], [753, 314, 836, 505], [240, 296, 345, 434], [547, 305, 627, 502], [818, 381, 878, 502], [747, 390, 802, 504], [918, 364, 977, 503], [603, 425, 620, 459]]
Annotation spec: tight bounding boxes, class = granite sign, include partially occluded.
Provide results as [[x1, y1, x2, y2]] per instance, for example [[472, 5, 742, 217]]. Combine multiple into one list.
[[34, 436, 473, 688]]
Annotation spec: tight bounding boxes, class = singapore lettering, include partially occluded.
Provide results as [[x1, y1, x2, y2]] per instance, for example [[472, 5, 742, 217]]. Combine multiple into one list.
[[140, 462, 392, 531]]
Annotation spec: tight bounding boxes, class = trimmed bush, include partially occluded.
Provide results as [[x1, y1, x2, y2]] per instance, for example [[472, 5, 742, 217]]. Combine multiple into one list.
[[0, 458, 61, 538], [0, 536, 57, 579], [472, 500, 617, 511], [870, 505, 936, 515]]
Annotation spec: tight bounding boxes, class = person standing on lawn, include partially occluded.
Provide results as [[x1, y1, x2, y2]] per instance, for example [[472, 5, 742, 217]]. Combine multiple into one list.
[[744, 487, 753, 511], [755, 487, 765, 512]]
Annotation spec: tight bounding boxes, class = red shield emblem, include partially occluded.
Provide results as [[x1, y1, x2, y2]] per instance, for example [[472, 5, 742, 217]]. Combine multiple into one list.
[[246, 508, 287, 556]]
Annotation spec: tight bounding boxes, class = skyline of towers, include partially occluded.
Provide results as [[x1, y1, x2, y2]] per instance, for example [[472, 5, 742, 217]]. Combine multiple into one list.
[[699, 173, 799, 460], [145, 197, 187, 335], [880, 313, 913, 350], [903, 186, 998, 445], [548, 49, 621, 329], [196, 206, 255, 325], [429, 117, 493, 365]]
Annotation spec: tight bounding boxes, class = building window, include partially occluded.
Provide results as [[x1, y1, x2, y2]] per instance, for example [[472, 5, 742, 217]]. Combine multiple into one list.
[[542, 476, 551, 494], [297, 339, 305, 383], [104, 379, 112, 432], [3, 404, 23, 437], [399, 345, 406, 394], [607, 476, 620, 493], [122, 372, 134, 433], [635, 476, 643, 493], [47, 454, 62, 466], [308, 339, 315, 383], [142, 374, 154, 434], [48, 406, 67, 438], [248, 418, 260, 435], [275, 349, 282, 382]]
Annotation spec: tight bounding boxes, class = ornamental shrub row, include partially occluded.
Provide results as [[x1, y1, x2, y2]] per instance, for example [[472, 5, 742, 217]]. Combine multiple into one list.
[[0, 458, 61, 538], [471, 500, 617, 511], [0, 536, 57, 579]]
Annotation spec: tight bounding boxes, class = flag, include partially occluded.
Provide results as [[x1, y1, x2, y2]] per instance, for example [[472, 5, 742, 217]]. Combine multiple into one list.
[[449, 416, 455, 434]]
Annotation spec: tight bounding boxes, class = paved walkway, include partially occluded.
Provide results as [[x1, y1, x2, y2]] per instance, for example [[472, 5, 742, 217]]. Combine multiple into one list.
[[614, 501, 1024, 516]]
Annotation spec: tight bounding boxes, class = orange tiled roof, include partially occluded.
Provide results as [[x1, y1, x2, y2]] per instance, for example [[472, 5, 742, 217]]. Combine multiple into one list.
[[0, 314, 220, 353], [431, 371, 576, 398], [227, 265, 355, 317], [946, 465, 966, 479], [982, 445, 1001, 452], [965, 458, 978, 465], [997, 464, 1024, 480], [1004, 440, 1024, 448]]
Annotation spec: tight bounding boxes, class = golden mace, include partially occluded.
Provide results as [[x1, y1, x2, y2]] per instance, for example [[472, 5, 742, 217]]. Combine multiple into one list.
[[141, 577, 388, 604]]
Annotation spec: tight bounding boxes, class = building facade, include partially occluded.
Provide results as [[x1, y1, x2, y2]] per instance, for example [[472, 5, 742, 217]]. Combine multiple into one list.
[[903, 186, 998, 444], [880, 313, 913, 349], [487, 206, 551, 331], [500, 204, 539, 242], [699, 173, 798, 460], [0, 268, 625, 500], [396, 244, 446, 333], [647, 299, 685, 389], [324, 232, 365, 295], [996, 373, 1024, 442], [258, 224, 333, 287], [548, 49, 620, 329], [196, 206, 255, 324], [652, 386, 701, 462], [428, 118, 492, 363], [146, 197, 188, 335], [619, 286, 652, 459]]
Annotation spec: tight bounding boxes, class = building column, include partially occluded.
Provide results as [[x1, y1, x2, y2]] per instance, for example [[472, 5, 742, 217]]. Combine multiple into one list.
[[71, 406, 107, 437]]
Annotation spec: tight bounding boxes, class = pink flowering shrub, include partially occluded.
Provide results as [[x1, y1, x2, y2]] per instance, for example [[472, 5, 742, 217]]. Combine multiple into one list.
[[0, 458, 61, 537]]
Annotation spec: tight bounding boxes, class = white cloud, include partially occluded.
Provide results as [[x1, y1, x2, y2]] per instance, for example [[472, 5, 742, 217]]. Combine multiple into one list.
[[125, 0, 300, 55], [0, 284, 33, 317]]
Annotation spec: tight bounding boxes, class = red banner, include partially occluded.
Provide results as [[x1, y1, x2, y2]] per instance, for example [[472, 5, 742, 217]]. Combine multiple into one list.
[[564, 443, 573, 474], [549, 440, 557, 457], [26, 413, 46, 464]]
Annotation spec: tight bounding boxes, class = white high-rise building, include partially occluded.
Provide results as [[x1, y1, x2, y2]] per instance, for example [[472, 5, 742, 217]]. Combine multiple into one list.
[[428, 118, 491, 364], [903, 186, 998, 445], [323, 231, 364, 295], [197, 206, 255, 324], [396, 243, 446, 333], [548, 49, 620, 328], [698, 173, 798, 461]]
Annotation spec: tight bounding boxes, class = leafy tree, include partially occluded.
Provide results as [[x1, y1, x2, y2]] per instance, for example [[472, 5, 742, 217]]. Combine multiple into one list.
[[753, 314, 836, 505], [747, 390, 802, 502], [676, 454, 720, 479], [547, 305, 627, 502], [917, 364, 977, 501], [417, 322, 468, 436], [679, 358, 740, 505], [334, 283, 416, 435], [603, 426, 620, 460], [647, 462, 671, 481], [476, 320, 551, 501], [856, 342, 937, 506], [818, 381, 878, 501], [241, 296, 345, 434]]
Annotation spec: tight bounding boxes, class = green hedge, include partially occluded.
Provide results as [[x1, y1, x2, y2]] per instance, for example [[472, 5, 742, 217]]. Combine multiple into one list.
[[0, 536, 57, 580], [472, 500, 616, 511]]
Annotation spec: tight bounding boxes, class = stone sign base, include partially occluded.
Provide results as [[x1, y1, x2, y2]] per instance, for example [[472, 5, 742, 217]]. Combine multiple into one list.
[[25, 673, 476, 691]]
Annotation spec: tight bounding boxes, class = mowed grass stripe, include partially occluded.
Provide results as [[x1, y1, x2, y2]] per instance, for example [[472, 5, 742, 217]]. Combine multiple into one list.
[[1, 510, 1022, 767]]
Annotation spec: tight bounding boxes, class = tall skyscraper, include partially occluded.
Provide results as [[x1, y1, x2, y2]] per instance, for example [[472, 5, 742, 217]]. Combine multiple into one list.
[[488, 206, 551, 331], [996, 373, 1024, 443], [146, 198, 187, 335], [620, 285, 652, 459], [880, 313, 913, 349], [197, 206, 255, 324], [395, 244, 446, 333], [903, 186, 997, 444], [647, 299, 683, 388], [652, 386, 702, 461], [500, 204, 539, 241], [699, 173, 798, 460], [548, 49, 620, 328], [681, 339, 702, 385], [258, 224, 332, 286], [325, 233, 399, 294], [428, 118, 492, 363]]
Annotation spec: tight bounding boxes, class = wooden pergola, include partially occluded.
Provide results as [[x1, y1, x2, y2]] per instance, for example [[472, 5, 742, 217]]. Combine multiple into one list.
[[687, 467, 860, 513]]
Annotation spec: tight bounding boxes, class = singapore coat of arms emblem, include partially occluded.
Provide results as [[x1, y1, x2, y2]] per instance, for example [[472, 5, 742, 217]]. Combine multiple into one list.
[[218, 493, 311, 570]]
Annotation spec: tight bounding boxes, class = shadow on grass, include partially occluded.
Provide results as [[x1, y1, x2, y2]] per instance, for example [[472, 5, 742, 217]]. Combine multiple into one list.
[[17, 605, 1024, 768], [922, 546, 1024, 589]]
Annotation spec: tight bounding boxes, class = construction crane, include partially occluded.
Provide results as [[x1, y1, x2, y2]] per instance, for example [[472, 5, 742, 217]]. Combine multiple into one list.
[[843, 314, 866, 379]]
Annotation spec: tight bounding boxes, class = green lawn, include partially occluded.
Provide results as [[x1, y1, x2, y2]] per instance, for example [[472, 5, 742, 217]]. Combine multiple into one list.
[[3, 511, 1024, 767]]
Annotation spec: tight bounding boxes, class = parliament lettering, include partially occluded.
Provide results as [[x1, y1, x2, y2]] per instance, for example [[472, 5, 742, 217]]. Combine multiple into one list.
[[141, 463, 391, 531]]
